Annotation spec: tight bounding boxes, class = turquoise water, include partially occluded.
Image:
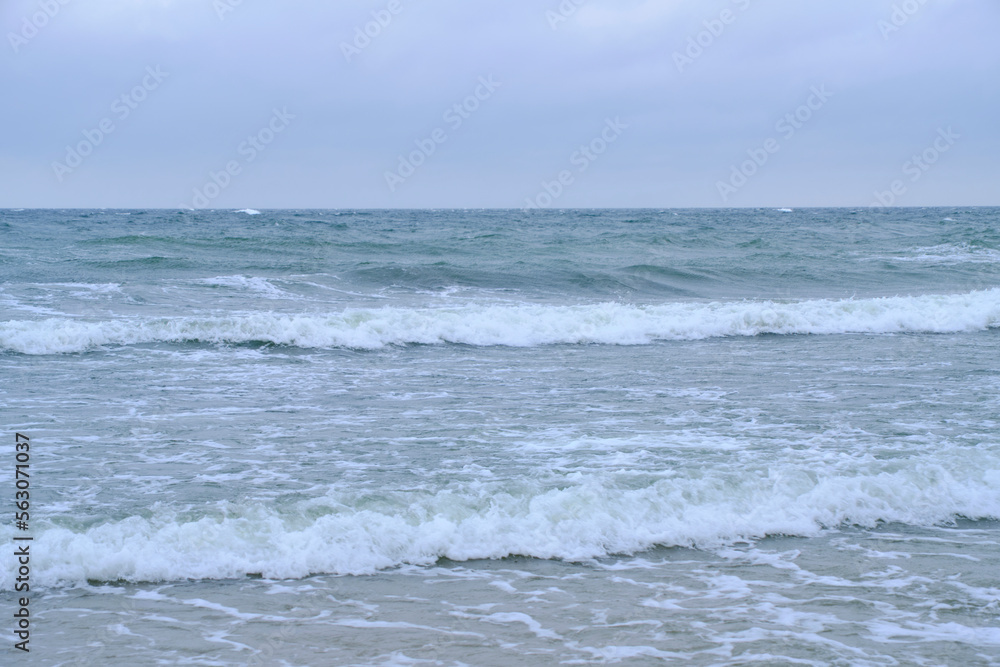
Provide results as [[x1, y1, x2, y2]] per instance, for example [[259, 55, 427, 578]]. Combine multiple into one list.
[[2, 208, 999, 665]]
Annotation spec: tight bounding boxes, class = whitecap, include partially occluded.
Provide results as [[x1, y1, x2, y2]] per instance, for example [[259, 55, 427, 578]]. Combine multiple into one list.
[[3, 288, 1000, 355]]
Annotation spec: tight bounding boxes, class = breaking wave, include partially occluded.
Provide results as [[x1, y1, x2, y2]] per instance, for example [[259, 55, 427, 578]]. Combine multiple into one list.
[[2, 289, 999, 354], [4, 445, 998, 586]]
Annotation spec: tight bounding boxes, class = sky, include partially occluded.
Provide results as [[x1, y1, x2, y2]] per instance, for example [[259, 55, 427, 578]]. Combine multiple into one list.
[[1, 0, 997, 209]]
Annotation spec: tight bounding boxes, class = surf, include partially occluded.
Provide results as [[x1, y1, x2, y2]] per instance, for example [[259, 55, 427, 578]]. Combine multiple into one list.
[[2, 288, 998, 354]]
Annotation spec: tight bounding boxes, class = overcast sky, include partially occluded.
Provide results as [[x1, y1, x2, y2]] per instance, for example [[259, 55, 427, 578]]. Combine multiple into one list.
[[1, 0, 997, 208]]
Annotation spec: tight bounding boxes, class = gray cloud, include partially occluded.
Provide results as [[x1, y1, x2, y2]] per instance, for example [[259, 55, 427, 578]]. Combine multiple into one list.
[[1, 0, 997, 207]]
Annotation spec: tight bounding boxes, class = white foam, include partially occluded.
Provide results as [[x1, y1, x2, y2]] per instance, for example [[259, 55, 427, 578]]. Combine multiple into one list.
[[235, 209, 262, 215], [2, 289, 999, 354], [867, 620, 1000, 645], [195, 275, 290, 299], [4, 447, 999, 588], [866, 243, 1000, 265], [482, 612, 560, 640]]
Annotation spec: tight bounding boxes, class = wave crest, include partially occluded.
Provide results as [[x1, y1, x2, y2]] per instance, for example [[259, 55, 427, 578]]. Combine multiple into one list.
[[5, 450, 998, 587], [2, 289, 998, 354]]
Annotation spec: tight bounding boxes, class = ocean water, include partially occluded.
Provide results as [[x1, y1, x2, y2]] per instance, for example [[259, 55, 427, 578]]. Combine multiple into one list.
[[2, 207, 999, 666]]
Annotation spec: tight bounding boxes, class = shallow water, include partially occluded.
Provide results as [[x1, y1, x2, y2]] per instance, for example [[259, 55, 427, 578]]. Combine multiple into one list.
[[2, 208, 999, 664]]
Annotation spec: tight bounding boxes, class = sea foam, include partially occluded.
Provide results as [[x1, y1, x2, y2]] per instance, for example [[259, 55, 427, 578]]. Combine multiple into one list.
[[2, 289, 998, 354], [4, 446, 998, 587]]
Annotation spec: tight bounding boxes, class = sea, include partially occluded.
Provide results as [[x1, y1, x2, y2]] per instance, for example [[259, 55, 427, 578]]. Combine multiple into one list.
[[2, 207, 999, 666]]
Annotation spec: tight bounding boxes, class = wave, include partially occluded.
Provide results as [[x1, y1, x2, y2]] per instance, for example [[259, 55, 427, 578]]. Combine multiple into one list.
[[2, 289, 998, 354], [4, 447, 998, 587], [195, 275, 291, 298], [865, 243, 1000, 265]]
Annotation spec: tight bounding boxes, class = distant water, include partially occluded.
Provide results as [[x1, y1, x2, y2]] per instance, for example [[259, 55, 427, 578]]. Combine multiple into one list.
[[2, 208, 999, 665]]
